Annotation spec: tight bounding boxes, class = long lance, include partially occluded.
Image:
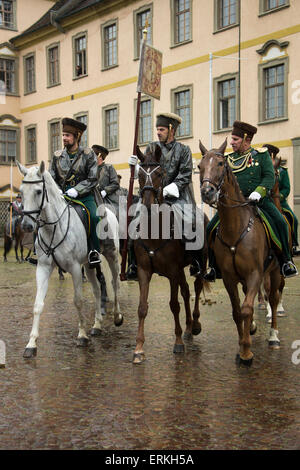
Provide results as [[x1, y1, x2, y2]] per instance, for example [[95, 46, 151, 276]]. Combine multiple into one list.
[[9, 161, 13, 238], [120, 24, 148, 281]]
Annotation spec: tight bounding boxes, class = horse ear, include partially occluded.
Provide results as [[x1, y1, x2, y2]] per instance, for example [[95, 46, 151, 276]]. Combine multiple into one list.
[[154, 144, 162, 163], [16, 160, 28, 176], [199, 140, 208, 156], [136, 145, 145, 163], [218, 138, 228, 156], [37, 161, 45, 177]]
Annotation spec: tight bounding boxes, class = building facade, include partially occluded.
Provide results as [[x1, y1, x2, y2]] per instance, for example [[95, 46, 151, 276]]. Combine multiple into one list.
[[1, 0, 300, 241]]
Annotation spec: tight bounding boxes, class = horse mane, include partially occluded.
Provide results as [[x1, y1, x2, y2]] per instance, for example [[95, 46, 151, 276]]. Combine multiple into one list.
[[224, 159, 246, 203]]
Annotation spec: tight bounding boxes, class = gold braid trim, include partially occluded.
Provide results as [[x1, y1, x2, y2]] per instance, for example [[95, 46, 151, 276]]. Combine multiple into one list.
[[227, 149, 252, 173]]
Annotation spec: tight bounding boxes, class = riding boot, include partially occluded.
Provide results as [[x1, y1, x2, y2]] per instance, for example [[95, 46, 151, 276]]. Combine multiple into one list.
[[188, 250, 202, 277], [278, 255, 298, 278], [203, 248, 221, 282], [126, 240, 138, 280]]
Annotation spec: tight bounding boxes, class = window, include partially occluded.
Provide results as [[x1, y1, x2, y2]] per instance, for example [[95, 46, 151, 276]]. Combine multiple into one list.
[[0, 127, 17, 163], [102, 21, 118, 69], [25, 126, 37, 164], [172, 86, 192, 138], [73, 33, 87, 78], [215, 0, 239, 31], [172, 0, 191, 46], [0, 57, 17, 94], [0, 0, 16, 29], [138, 98, 152, 144], [134, 5, 152, 59], [215, 76, 237, 130], [259, 0, 289, 14], [74, 113, 88, 148], [47, 43, 60, 87], [48, 119, 61, 160], [24, 53, 35, 94], [258, 56, 288, 124], [103, 106, 119, 150]]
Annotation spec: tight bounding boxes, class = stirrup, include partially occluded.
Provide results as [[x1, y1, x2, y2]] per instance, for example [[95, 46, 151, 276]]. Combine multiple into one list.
[[88, 250, 101, 267], [189, 260, 201, 277], [203, 267, 216, 282], [281, 261, 298, 278]]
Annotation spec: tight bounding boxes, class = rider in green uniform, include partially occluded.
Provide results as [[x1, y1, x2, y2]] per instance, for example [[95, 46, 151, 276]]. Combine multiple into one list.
[[264, 143, 299, 256], [49, 117, 101, 267], [204, 120, 298, 281]]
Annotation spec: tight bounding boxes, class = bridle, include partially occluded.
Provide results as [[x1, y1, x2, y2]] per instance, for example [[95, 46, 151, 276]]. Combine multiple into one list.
[[139, 162, 162, 203], [21, 175, 71, 271]]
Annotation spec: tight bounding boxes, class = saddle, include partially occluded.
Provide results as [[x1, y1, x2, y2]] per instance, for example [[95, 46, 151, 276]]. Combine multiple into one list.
[[64, 196, 90, 237]]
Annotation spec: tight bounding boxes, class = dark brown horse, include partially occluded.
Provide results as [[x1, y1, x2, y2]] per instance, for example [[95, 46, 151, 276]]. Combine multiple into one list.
[[199, 139, 282, 365], [3, 219, 33, 263], [132, 144, 208, 364]]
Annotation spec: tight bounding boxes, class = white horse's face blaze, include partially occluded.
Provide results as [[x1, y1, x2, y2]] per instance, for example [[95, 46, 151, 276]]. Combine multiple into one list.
[[200, 153, 225, 205]]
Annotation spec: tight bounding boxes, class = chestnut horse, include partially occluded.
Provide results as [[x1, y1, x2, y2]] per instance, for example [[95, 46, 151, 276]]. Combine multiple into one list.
[[199, 139, 282, 366], [132, 144, 208, 364]]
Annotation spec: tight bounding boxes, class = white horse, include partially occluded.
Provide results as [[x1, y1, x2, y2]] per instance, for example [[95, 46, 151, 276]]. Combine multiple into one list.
[[18, 161, 123, 358]]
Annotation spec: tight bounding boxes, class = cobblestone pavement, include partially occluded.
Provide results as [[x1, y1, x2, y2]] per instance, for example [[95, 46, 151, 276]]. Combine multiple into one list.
[[0, 254, 299, 450]]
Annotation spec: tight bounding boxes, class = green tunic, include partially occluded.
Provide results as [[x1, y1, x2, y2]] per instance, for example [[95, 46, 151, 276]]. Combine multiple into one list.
[[278, 166, 298, 246], [207, 147, 291, 261]]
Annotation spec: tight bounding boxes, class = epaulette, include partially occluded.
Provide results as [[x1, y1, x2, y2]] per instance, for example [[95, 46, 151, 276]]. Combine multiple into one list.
[[84, 147, 91, 154], [54, 149, 63, 157], [224, 151, 233, 157], [256, 147, 268, 153]]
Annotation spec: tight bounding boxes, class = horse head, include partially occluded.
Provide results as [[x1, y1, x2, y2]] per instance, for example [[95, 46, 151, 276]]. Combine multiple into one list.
[[17, 161, 47, 232], [137, 144, 165, 208], [198, 138, 228, 205]]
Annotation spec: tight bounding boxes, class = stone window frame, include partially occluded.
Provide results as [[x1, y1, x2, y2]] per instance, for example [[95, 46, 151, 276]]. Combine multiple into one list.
[[170, 0, 193, 48], [135, 95, 154, 146], [213, 0, 240, 34], [46, 41, 61, 88], [101, 18, 119, 71], [0, 0, 17, 31], [0, 119, 20, 165], [213, 72, 239, 133], [102, 104, 119, 151], [72, 31, 88, 80], [0, 53, 19, 96], [73, 111, 89, 148], [257, 55, 289, 126], [48, 118, 61, 161], [25, 124, 37, 165], [258, 0, 289, 17], [23, 51, 36, 95], [133, 3, 153, 60], [171, 84, 193, 139]]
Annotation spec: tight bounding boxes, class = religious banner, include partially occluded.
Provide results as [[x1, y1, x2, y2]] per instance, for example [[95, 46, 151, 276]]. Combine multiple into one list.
[[137, 42, 162, 100]]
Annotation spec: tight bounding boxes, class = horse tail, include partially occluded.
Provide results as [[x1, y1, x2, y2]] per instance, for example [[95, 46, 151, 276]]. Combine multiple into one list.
[[4, 233, 13, 255]]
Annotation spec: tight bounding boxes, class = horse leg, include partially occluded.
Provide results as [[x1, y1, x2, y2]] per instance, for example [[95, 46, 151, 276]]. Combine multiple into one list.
[[169, 276, 185, 354], [104, 250, 123, 327], [70, 264, 89, 347], [85, 265, 102, 336], [178, 270, 193, 341], [222, 278, 245, 361], [239, 280, 261, 365], [268, 269, 281, 349], [191, 276, 203, 336], [133, 269, 152, 364], [23, 263, 54, 358], [258, 286, 267, 310], [277, 276, 285, 316], [15, 240, 20, 263]]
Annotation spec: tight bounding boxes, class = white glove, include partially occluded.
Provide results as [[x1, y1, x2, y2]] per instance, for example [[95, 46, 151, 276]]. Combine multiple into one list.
[[128, 155, 138, 166], [163, 182, 179, 198], [101, 190, 107, 198], [66, 188, 78, 198], [249, 191, 261, 201]]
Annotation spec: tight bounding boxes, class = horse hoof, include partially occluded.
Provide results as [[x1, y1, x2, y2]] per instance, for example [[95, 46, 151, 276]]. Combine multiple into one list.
[[90, 328, 102, 336], [23, 347, 37, 359], [77, 337, 89, 347], [133, 352, 145, 364], [235, 354, 253, 367], [258, 302, 266, 310], [269, 340, 280, 349], [183, 331, 193, 341], [173, 344, 185, 354], [114, 315, 124, 327], [192, 324, 202, 336], [250, 323, 257, 335]]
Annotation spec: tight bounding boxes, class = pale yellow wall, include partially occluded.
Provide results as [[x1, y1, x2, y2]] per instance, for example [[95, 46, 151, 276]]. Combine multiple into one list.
[[1, 0, 300, 210]]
